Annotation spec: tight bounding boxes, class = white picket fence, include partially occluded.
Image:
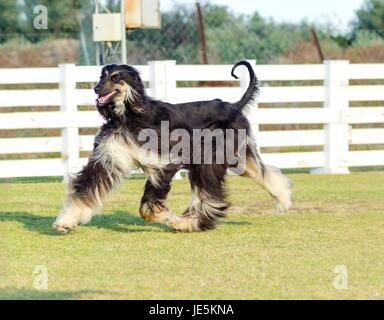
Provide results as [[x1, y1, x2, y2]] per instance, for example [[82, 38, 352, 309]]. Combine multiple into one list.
[[0, 60, 383, 178]]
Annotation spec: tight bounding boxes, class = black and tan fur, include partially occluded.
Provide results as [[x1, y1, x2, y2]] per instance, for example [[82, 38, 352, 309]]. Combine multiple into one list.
[[53, 61, 292, 233]]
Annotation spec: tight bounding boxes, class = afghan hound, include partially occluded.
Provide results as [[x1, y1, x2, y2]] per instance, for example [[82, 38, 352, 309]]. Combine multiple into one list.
[[53, 61, 292, 233]]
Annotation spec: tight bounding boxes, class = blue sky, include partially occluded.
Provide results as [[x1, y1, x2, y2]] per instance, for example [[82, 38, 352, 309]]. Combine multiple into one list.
[[161, 0, 366, 33]]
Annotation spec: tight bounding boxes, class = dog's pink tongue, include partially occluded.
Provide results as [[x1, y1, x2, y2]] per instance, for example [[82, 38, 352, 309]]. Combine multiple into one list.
[[97, 91, 115, 104], [98, 95, 107, 104]]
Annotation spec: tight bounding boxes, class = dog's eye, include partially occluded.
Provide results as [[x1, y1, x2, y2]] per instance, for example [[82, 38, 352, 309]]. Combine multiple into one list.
[[111, 75, 120, 82]]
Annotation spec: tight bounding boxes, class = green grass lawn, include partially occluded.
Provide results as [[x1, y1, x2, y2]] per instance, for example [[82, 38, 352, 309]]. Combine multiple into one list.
[[0, 172, 383, 300]]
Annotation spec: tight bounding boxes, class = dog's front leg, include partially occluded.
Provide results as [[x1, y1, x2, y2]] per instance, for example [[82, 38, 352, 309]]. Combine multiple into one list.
[[139, 165, 180, 225], [53, 134, 133, 233]]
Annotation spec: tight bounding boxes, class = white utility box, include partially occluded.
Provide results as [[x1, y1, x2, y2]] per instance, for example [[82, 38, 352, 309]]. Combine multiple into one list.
[[93, 13, 123, 42]]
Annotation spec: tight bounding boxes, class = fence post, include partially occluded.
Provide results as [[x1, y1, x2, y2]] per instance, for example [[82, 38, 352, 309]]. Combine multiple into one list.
[[240, 60, 259, 148], [148, 60, 177, 101], [312, 60, 350, 174], [148, 60, 182, 179], [59, 64, 80, 181]]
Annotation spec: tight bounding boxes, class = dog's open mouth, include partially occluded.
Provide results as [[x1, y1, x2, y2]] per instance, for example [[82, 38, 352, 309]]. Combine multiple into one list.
[[97, 90, 119, 106]]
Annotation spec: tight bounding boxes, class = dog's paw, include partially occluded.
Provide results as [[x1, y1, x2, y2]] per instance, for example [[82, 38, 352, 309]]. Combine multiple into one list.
[[52, 222, 76, 234], [276, 200, 291, 214], [168, 216, 199, 232]]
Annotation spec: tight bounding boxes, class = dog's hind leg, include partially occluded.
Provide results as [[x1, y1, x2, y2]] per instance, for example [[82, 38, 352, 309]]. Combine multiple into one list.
[[139, 165, 180, 224], [53, 134, 133, 233], [241, 145, 292, 213], [168, 164, 229, 232]]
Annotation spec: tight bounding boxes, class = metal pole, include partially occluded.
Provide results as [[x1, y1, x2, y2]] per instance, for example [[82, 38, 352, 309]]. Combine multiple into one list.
[[77, 11, 90, 65], [121, 0, 127, 64], [311, 27, 325, 62], [196, 1, 208, 64], [95, 0, 101, 65]]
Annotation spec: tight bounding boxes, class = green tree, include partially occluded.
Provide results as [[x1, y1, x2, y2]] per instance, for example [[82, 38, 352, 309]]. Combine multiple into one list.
[[352, 0, 384, 38], [203, 4, 310, 64], [21, 0, 92, 39], [0, 0, 22, 41]]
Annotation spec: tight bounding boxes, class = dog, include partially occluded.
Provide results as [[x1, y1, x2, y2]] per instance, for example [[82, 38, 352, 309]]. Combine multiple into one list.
[[53, 61, 292, 233]]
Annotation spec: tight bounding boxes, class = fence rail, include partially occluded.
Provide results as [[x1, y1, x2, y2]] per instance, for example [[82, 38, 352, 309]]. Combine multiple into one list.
[[0, 60, 383, 178]]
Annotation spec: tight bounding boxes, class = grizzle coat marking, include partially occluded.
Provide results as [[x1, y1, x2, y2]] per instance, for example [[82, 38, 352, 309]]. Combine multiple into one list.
[[53, 61, 292, 233]]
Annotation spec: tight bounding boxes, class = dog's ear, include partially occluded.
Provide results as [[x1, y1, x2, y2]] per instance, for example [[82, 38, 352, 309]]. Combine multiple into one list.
[[129, 70, 139, 80]]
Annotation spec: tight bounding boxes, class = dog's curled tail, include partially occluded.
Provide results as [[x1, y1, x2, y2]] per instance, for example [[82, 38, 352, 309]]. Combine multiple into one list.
[[231, 60, 259, 110]]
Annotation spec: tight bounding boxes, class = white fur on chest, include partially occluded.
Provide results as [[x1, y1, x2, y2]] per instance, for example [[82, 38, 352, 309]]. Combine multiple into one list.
[[93, 132, 165, 174]]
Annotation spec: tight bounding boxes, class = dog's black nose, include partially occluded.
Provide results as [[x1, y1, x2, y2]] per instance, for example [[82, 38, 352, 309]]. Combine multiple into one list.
[[94, 86, 101, 94]]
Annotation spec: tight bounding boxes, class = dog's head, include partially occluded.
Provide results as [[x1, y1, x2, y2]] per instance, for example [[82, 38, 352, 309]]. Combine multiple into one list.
[[94, 64, 145, 119]]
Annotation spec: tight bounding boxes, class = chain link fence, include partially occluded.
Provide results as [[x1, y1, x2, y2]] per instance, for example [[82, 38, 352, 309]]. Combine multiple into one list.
[[124, 2, 313, 65], [104, 1, 384, 65], [0, 1, 383, 67]]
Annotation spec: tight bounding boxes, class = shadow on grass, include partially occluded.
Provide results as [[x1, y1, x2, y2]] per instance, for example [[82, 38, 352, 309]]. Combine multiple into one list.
[[0, 211, 251, 236], [0, 287, 121, 300], [89, 211, 170, 233], [0, 211, 170, 236]]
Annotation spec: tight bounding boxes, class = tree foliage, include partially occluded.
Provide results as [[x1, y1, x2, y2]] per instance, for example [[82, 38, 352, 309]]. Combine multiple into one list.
[[352, 0, 384, 38], [0, 0, 383, 65], [0, 0, 22, 38], [21, 0, 90, 39], [127, 4, 311, 64]]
